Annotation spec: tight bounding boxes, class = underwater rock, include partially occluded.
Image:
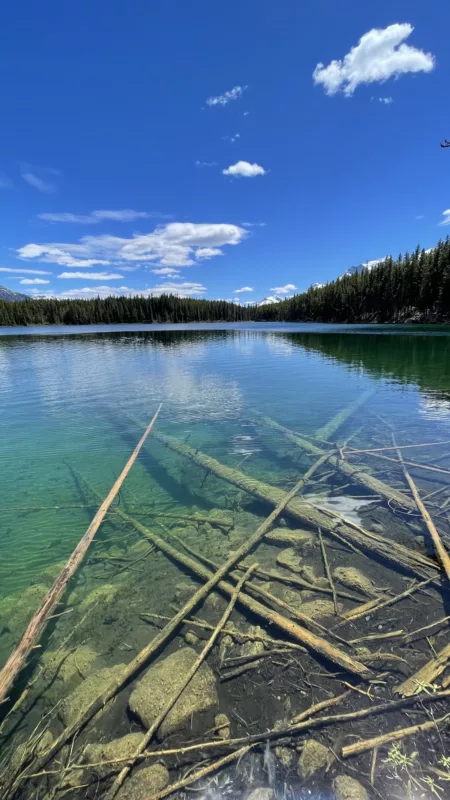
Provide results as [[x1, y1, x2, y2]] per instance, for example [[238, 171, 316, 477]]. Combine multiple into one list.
[[297, 739, 333, 779], [81, 733, 145, 779], [297, 565, 329, 588], [174, 581, 195, 603], [333, 567, 378, 598], [267, 529, 314, 548], [240, 626, 266, 657], [184, 631, 200, 646], [219, 633, 234, 665], [215, 712, 231, 739], [2, 584, 49, 640], [79, 583, 121, 608], [282, 588, 303, 608], [276, 548, 303, 573], [42, 644, 99, 703], [36, 561, 67, 586], [116, 763, 169, 800], [247, 790, 274, 800], [59, 663, 126, 726], [369, 523, 384, 533], [333, 775, 368, 800], [129, 647, 218, 738], [300, 599, 340, 620], [275, 745, 295, 768], [10, 729, 53, 774]]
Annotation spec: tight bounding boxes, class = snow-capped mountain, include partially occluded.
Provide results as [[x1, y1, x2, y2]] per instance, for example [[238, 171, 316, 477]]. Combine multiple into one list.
[[0, 284, 29, 302], [255, 295, 285, 307], [338, 257, 387, 279]]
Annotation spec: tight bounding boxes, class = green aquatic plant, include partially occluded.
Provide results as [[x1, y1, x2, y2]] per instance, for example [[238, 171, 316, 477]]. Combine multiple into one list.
[[384, 743, 418, 772]]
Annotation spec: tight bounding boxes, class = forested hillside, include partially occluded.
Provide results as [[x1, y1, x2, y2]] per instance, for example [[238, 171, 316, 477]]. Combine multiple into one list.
[[257, 237, 450, 323], [0, 236, 449, 327]]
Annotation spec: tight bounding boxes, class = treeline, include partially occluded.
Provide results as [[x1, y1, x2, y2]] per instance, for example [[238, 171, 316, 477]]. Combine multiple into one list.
[[0, 294, 253, 327], [256, 236, 450, 323], [1, 236, 449, 327]]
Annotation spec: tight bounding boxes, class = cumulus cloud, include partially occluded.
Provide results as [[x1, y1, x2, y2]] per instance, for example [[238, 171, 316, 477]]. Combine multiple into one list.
[[313, 23, 435, 96], [38, 209, 169, 224], [57, 272, 124, 280], [206, 85, 247, 106], [270, 284, 297, 294], [223, 161, 266, 177], [440, 210, 450, 226], [20, 278, 50, 285], [151, 267, 181, 276], [234, 286, 254, 293], [18, 222, 248, 269], [21, 164, 60, 192], [34, 281, 207, 300], [0, 267, 52, 275]]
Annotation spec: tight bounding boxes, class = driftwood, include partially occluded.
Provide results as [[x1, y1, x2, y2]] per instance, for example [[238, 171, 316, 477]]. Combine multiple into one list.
[[107, 564, 257, 799], [248, 411, 415, 510], [0, 405, 162, 706], [342, 713, 450, 757], [153, 432, 438, 580], [12, 459, 352, 792], [338, 577, 435, 626], [315, 389, 375, 441], [395, 642, 450, 697], [393, 436, 450, 580]]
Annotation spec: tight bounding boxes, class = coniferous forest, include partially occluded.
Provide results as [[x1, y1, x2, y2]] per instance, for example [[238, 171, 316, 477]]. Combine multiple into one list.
[[1, 236, 449, 327]]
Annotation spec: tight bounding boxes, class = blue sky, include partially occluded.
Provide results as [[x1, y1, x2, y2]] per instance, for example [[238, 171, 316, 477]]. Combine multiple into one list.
[[0, 0, 449, 303]]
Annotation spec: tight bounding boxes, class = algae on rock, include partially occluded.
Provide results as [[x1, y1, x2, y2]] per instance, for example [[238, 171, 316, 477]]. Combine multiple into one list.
[[59, 663, 126, 726]]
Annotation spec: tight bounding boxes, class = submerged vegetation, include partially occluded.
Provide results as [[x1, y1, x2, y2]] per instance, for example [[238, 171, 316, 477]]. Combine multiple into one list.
[[1, 236, 450, 326], [1, 391, 450, 799]]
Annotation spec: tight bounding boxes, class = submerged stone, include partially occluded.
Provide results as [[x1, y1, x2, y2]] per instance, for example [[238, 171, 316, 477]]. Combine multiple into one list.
[[3, 584, 49, 639], [79, 583, 121, 608], [276, 548, 303, 573], [333, 567, 378, 597], [297, 739, 333, 778], [116, 763, 169, 800], [275, 745, 295, 768], [82, 733, 145, 778], [240, 626, 266, 657], [268, 529, 314, 548], [333, 775, 369, 800], [215, 712, 231, 739], [247, 790, 274, 800], [59, 663, 126, 726], [129, 647, 218, 738], [300, 599, 340, 620]]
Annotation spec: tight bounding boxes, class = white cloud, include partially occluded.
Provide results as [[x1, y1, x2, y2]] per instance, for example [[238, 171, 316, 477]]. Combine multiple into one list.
[[313, 23, 435, 96], [18, 222, 248, 269], [234, 286, 254, 293], [223, 133, 240, 143], [0, 267, 52, 275], [151, 267, 181, 276], [440, 209, 450, 226], [379, 96, 393, 104], [195, 247, 223, 260], [206, 85, 247, 107], [35, 281, 207, 300], [20, 278, 50, 285], [21, 164, 60, 193], [38, 209, 167, 224], [270, 284, 297, 294], [57, 271, 124, 280], [243, 111, 250, 116], [195, 161, 218, 167], [223, 161, 266, 177], [242, 222, 266, 228]]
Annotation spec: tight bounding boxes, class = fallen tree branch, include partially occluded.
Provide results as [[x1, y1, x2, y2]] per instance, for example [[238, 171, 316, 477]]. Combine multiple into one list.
[[315, 389, 375, 442], [395, 642, 450, 697], [342, 712, 450, 758], [0, 404, 162, 706]]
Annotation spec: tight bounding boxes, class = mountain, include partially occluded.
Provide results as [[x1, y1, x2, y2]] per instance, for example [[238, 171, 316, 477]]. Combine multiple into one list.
[[338, 258, 387, 280], [255, 295, 285, 307], [0, 284, 29, 302]]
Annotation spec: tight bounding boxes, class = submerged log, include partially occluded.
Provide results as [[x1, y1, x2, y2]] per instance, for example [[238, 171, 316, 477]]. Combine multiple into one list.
[[395, 642, 450, 697], [0, 405, 162, 707], [249, 412, 415, 510], [153, 432, 437, 580], [315, 389, 375, 442]]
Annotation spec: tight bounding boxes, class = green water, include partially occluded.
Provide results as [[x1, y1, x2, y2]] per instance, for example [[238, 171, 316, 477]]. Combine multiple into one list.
[[1, 323, 449, 600]]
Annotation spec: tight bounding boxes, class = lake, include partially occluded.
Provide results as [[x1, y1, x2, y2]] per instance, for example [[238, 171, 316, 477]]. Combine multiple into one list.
[[1, 323, 450, 799]]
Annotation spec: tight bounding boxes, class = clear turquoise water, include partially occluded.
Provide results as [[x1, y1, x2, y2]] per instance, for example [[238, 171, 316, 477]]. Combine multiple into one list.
[[1, 323, 449, 603]]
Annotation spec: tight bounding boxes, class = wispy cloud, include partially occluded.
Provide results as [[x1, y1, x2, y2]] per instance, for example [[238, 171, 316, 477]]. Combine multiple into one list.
[[223, 133, 240, 143], [20, 278, 50, 285], [34, 282, 207, 300], [440, 209, 450, 226], [18, 222, 248, 269], [151, 267, 181, 276], [313, 23, 435, 96], [38, 209, 169, 224], [242, 222, 266, 228], [223, 161, 266, 177], [371, 96, 393, 104], [57, 272, 124, 280], [0, 267, 52, 275], [270, 284, 297, 294], [234, 286, 254, 293], [206, 85, 247, 107], [195, 160, 218, 167], [20, 164, 60, 192]]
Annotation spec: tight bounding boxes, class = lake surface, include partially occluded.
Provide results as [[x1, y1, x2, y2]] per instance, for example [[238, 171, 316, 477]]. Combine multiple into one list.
[[1, 323, 450, 798]]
